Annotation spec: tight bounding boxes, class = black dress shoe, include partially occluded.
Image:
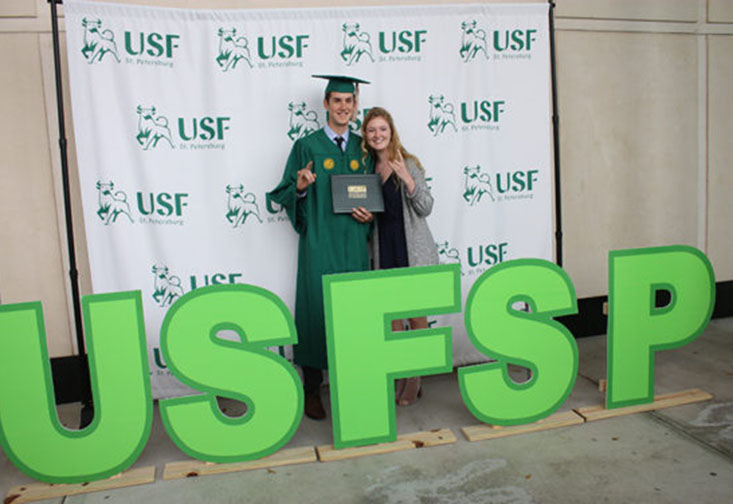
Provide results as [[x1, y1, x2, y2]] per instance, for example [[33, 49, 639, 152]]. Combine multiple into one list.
[[304, 392, 326, 420]]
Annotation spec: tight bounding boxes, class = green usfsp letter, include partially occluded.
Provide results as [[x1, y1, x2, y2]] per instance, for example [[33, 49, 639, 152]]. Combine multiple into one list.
[[159, 284, 303, 463], [458, 259, 579, 426], [607, 246, 715, 409], [323, 264, 461, 448], [0, 291, 152, 484]]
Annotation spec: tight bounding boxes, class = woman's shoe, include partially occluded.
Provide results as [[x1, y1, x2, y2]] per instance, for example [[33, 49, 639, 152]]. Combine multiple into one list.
[[398, 377, 422, 406]]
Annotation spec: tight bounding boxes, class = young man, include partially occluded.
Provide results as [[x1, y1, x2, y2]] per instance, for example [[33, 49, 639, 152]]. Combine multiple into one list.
[[269, 75, 373, 420]]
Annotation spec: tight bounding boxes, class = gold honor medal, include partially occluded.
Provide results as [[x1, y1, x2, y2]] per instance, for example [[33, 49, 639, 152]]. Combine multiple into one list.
[[350, 159, 360, 172], [323, 158, 335, 170]]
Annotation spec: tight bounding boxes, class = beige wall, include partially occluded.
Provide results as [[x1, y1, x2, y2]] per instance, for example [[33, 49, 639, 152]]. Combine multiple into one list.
[[1, 0, 731, 356]]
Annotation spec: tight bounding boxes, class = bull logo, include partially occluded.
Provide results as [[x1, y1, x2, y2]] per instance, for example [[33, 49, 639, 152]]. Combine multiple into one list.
[[136, 105, 174, 150], [226, 184, 262, 227], [436, 240, 463, 275], [459, 20, 488, 62], [287, 102, 320, 141], [96, 180, 133, 225], [151, 264, 184, 308], [463, 165, 495, 206], [427, 95, 458, 136], [81, 18, 120, 64], [340, 23, 374, 66], [216, 28, 253, 71]]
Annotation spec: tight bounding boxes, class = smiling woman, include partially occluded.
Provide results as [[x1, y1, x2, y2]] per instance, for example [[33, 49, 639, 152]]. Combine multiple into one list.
[[361, 106, 440, 406]]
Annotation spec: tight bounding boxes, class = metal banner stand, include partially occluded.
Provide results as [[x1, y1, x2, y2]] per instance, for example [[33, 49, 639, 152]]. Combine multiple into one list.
[[48, 0, 94, 428], [548, 0, 563, 266]]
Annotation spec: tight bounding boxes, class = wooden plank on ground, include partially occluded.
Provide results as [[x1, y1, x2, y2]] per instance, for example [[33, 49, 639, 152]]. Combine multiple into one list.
[[5, 466, 155, 503], [575, 388, 713, 422], [398, 428, 457, 448], [317, 428, 456, 462], [461, 410, 585, 442], [163, 446, 317, 480]]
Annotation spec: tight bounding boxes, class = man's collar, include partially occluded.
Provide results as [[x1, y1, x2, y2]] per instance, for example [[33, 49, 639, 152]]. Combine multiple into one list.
[[324, 124, 350, 145]]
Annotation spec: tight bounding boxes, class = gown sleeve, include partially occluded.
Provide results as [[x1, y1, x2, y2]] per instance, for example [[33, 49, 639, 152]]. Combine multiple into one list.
[[268, 139, 309, 234]]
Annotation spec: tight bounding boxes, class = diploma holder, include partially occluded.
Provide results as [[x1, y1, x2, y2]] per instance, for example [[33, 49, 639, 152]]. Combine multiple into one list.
[[330, 174, 384, 213]]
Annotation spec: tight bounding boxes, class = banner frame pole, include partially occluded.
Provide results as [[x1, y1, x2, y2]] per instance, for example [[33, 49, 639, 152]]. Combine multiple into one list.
[[48, 0, 94, 426], [548, 0, 563, 266]]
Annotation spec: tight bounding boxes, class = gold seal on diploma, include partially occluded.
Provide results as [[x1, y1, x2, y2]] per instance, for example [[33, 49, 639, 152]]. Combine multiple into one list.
[[323, 158, 335, 170], [350, 159, 360, 171]]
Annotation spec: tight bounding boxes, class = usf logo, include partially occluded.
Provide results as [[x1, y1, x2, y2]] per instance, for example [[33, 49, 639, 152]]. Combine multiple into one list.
[[467, 241, 509, 267], [96, 181, 133, 225], [494, 28, 538, 53], [340, 23, 374, 65], [460, 20, 488, 62], [216, 28, 253, 71], [151, 264, 184, 308], [459, 19, 538, 61], [378, 29, 427, 56], [427, 95, 457, 136], [287, 102, 320, 141], [463, 166, 495, 206], [460, 99, 506, 127], [496, 170, 539, 198], [463, 166, 540, 203], [124, 31, 180, 59], [136, 106, 174, 150], [137, 192, 189, 218], [81, 18, 120, 64], [225, 185, 263, 227]]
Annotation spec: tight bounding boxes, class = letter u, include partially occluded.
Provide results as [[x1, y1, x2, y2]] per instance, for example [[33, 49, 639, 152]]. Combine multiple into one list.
[[461, 102, 478, 123], [257, 36, 276, 59], [124, 32, 144, 55], [493, 30, 509, 51], [0, 292, 152, 483], [496, 173, 511, 194], [467, 246, 483, 267], [379, 32, 396, 53], [137, 192, 154, 215], [178, 118, 197, 141]]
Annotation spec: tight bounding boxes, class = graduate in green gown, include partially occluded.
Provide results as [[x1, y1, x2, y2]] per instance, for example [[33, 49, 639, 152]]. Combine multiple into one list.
[[268, 75, 373, 420]]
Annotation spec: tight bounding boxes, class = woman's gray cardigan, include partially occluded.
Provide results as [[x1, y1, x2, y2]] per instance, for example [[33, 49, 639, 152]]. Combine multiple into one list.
[[371, 158, 439, 268]]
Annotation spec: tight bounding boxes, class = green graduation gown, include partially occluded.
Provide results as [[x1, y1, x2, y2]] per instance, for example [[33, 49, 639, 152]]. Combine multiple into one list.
[[268, 129, 372, 369]]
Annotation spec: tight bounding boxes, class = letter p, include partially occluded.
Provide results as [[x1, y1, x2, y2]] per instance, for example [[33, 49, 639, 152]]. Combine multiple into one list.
[[607, 246, 715, 409], [323, 265, 460, 448]]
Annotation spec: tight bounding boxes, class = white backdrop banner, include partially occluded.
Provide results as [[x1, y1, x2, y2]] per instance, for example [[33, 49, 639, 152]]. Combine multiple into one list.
[[64, 0, 554, 398]]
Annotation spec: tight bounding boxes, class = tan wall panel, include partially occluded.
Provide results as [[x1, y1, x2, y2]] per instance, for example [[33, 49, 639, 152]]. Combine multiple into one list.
[[709, 0, 733, 23], [707, 36, 733, 281], [39, 30, 94, 321], [555, 0, 697, 22], [556, 30, 699, 297], [0, 0, 36, 18], [0, 33, 73, 356]]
